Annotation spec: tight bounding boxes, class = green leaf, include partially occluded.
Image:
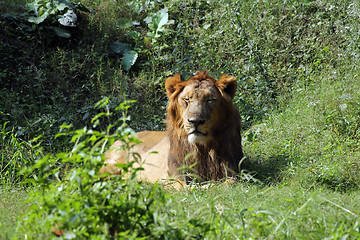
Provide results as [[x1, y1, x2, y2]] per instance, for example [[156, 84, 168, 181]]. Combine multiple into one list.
[[25, 1, 39, 13], [122, 50, 138, 71], [53, 27, 71, 38], [56, 3, 70, 11], [94, 97, 109, 109], [146, 8, 171, 42], [148, 11, 168, 35], [55, 0, 74, 11], [28, 12, 48, 24], [203, 24, 211, 30], [110, 41, 132, 55], [127, 31, 141, 41], [116, 17, 132, 29], [155, 12, 168, 30]]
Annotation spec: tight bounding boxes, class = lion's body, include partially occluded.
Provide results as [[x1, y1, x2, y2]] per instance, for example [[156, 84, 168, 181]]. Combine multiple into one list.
[[100, 71, 243, 184], [100, 131, 171, 182]]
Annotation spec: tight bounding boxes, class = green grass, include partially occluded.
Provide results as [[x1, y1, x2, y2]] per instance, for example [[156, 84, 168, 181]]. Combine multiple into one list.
[[1, 0, 360, 238], [4, 185, 360, 239], [0, 187, 29, 240], [168, 183, 360, 239], [243, 66, 360, 190]]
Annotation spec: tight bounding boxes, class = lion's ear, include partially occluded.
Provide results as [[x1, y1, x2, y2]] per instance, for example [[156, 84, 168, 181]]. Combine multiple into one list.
[[217, 75, 238, 99], [165, 74, 182, 98]]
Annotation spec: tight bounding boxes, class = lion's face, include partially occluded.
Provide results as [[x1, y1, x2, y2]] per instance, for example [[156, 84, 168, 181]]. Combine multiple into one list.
[[177, 80, 221, 144], [165, 71, 238, 145]]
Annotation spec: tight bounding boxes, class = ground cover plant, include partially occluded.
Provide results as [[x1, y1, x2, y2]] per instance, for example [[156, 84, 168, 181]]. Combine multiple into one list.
[[1, 0, 360, 238]]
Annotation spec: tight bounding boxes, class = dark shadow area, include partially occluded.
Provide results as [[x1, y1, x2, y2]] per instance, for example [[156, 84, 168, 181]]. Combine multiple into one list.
[[313, 175, 360, 193], [240, 153, 291, 185], [241, 153, 360, 192]]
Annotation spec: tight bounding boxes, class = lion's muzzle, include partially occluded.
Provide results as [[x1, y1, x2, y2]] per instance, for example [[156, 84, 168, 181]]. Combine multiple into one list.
[[186, 119, 208, 144], [187, 119, 205, 127]]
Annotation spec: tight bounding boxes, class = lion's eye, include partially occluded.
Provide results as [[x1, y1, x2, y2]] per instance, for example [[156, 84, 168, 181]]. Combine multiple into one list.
[[184, 98, 190, 103], [207, 99, 216, 104]]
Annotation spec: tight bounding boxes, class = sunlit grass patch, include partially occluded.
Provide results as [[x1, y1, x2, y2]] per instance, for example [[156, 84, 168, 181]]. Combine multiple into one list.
[[0, 187, 29, 239]]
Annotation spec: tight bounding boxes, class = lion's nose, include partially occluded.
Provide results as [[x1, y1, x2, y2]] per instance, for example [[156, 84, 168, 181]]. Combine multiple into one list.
[[188, 119, 205, 127]]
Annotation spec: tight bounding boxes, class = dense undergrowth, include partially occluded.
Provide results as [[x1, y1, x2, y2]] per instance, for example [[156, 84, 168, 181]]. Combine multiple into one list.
[[1, 0, 360, 238], [3, 0, 359, 144]]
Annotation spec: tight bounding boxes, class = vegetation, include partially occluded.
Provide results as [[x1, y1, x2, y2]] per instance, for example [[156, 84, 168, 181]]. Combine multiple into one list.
[[0, 0, 360, 238]]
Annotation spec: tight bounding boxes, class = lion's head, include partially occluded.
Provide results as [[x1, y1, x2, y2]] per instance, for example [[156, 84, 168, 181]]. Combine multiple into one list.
[[165, 70, 243, 181]]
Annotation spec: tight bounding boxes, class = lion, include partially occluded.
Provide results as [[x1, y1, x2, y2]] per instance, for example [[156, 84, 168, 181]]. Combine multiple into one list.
[[99, 70, 243, 186]]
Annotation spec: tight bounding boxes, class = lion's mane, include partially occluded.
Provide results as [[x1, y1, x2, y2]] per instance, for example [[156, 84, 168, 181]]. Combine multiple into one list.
[[165, 70, 243, 182]]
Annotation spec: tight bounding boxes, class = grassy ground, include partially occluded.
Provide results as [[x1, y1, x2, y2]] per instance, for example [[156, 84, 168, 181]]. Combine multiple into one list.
[[169, 183, 360, 239], [0, 188, 29, 239], [1, 0, 360, 238], [4, 183, 360, 239]]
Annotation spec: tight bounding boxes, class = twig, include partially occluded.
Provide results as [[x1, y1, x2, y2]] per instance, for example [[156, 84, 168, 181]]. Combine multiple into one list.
[[321, 197, 358, 218]]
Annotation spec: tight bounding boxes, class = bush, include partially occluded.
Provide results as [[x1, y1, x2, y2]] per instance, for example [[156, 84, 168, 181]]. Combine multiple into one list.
[[17, 99, 216, 239], [2, 0, 360, 147]]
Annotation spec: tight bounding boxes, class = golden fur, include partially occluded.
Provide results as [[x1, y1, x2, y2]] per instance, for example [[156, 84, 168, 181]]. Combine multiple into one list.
[[100, 70, 243, 185]]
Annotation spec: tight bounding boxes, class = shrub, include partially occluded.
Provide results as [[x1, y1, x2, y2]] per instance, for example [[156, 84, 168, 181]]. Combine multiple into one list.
[[17, 99, 215, 239]]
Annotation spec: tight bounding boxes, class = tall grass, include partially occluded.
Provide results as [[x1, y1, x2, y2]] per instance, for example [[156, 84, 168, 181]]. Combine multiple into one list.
[[0, 122, 41, 185], [243, 65, 360, 190]]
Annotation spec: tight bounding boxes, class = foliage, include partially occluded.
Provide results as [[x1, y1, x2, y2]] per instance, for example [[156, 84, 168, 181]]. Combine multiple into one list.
[[109, 7, 173, 71], [2, 0, 360, 141], [0, 122, 42, 185], [26, 0, 91, 38], [1, 0, 360, 238], [110, 41, 138, 71], [17, 99, 215, 239], [145, 8, 173, 44]]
